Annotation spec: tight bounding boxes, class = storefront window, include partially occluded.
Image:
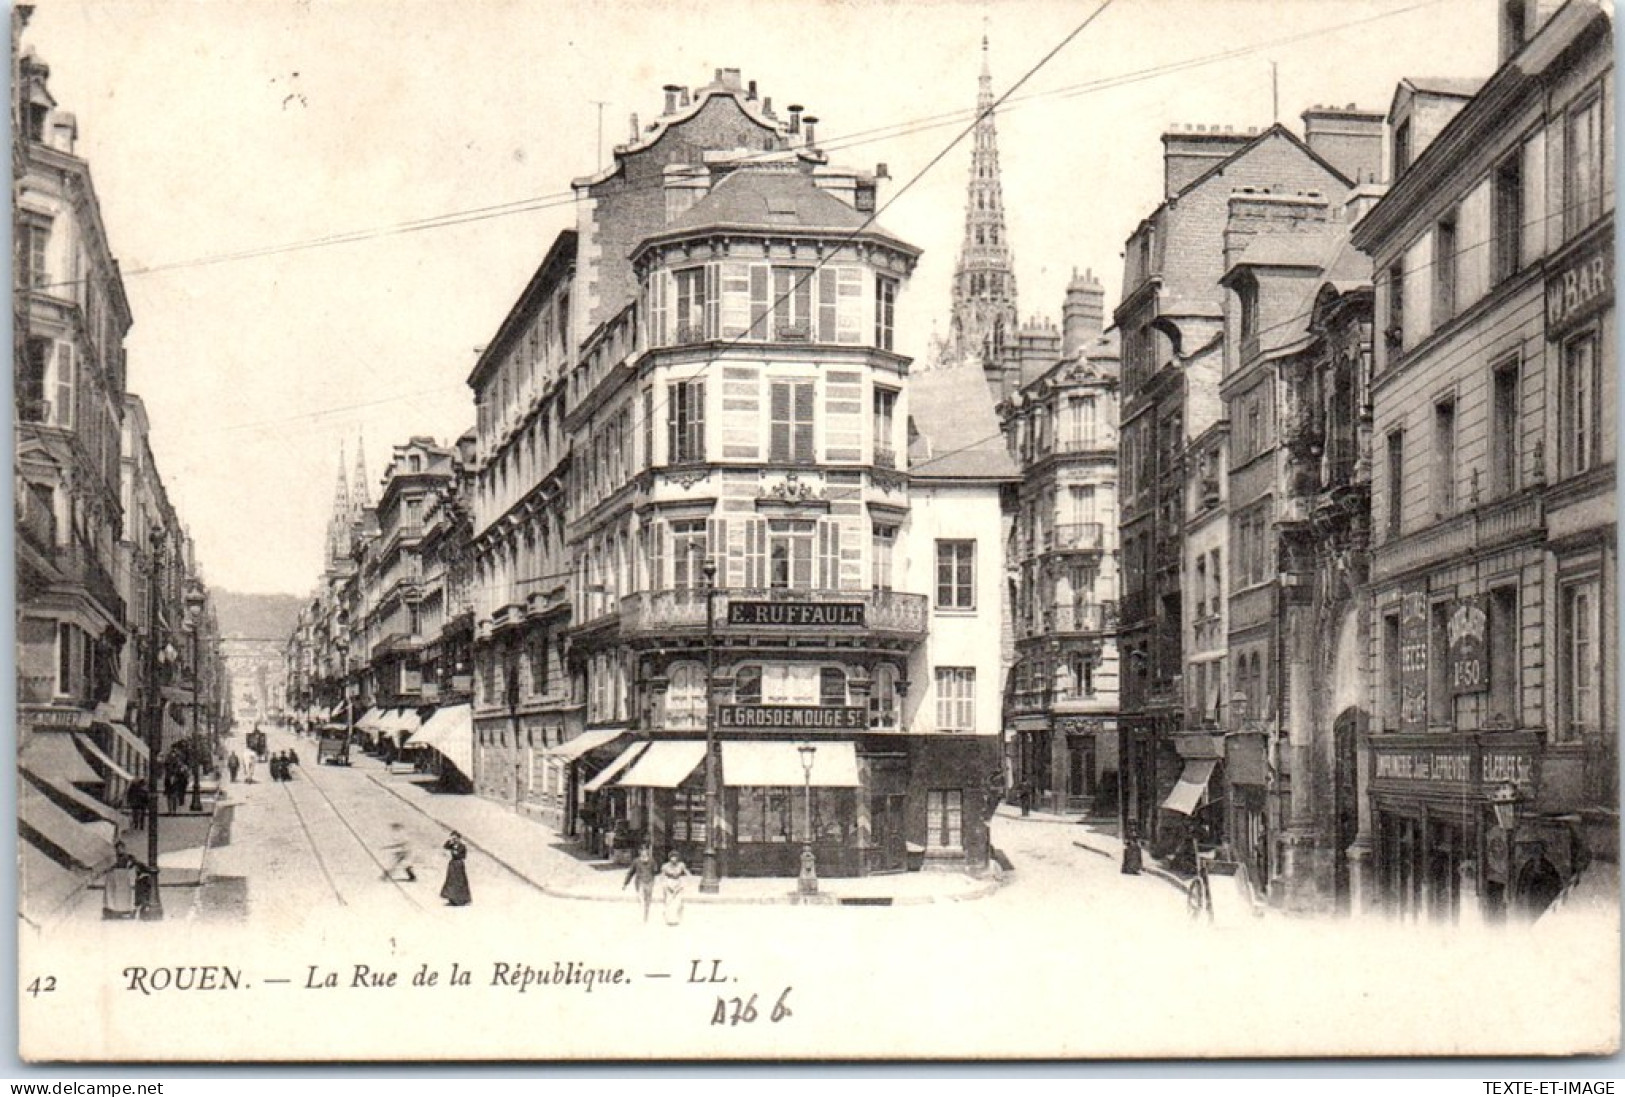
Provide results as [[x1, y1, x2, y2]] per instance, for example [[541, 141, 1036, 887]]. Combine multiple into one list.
[[671, 787, 707, 843], [736, 787, 793, 843], [926, 789, 963, 850], [870, 664, 899, 729], [666, 661, 706, 730]]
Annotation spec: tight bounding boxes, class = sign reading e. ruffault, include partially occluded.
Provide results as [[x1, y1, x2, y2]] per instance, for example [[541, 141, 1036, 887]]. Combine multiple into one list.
[[727, 600, 865, 627]]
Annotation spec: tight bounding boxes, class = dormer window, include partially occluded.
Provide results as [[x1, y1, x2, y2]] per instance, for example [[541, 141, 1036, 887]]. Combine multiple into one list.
[[1392, 119, 1412, 178]]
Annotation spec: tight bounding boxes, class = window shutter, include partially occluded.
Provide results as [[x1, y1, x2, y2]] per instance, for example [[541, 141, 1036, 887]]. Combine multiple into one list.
[[705, 264, 721, 339], [818, 268, 838, 342], [707, 517, 726, 582], [642, 387, 654, 468], [749, 264, 770, 339], [818, 520, 841, 590], [770, 382, 791, 462], [690, 381, 705, 461], [54, 343, 73, 428], [793, 381, 816, 462], [745, 518, 766, 589]]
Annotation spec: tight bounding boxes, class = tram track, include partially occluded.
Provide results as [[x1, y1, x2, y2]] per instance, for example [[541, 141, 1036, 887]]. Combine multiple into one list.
[[278, 759, 426, 912]]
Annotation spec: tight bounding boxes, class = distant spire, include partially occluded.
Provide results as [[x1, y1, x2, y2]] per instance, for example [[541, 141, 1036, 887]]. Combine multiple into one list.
[[326, 441, 350, 569], [351, 433, 370, 514], [949, 30, 1019, 394]]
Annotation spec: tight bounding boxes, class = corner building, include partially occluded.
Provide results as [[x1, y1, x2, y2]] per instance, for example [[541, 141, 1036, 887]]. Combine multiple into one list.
[[1351, 0, 1615, 921], [559, 70, 1004, 877]]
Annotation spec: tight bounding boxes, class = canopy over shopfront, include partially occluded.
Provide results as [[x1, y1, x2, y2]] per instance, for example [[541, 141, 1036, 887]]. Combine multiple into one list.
[[546, 728, 626, 762], [1162, 760, 1217, 816], [22, 733, 99, 784], [409, 704, 472, 776], [74, 733, 135, 784], [615, 741, 706, 788], [355, 707, 386, 730], [20, 782, 115, 872], [102, 722, 149, 763], [583, 743, 647, 793], [719, 741, 861, 787]]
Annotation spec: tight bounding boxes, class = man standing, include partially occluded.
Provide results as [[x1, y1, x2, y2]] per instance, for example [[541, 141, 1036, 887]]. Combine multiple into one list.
[[126, 778, 149, 832]]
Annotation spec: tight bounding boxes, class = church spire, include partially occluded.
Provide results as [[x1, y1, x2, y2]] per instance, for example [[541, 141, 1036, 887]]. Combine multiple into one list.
[[326, 441, 350, 569], [949, 32, 1019, 393], [351, 432, 370, 515]]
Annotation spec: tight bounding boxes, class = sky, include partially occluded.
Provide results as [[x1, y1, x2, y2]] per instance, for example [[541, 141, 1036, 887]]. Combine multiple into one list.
[[19, 0, 1500, 596]]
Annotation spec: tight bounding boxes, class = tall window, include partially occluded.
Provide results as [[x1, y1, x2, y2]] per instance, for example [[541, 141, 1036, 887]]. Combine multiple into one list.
[[1488, 586, 1519, 728], [1491, 360, 1520, 498], [1428, 600, 1451, 726], [21, 223, 49, 289], [870, 664, 900, 728], [1386, 430, 1405, 536], [1385, 262, 1405, 356], [772, 267, 813, 339], [1558, 579, 1602, 743], [1434, 211, 1458, 324], [666, 662, 706, 731], [935, 540, 976, 610], [1382, 612, 1402, 730], [873, 387, 897, 466], [1433, 396, 1456, 517], [1393, 119, 1413, 177], [926, 789, 963, 849], [670, 519, 708, 590], [668, 379, 705, 464], [674, 268, 706, 342], [935, 668, 975, 732], [1565, 92, 1604, 239], [871, 524, 896, 592], [56, 622, 75, 697], [1560, 331, 1600, 478], [819, 667, 847, 707], [1493, 152, 1524, 283], [769, 380, 815, 463], [768, 519, 814, 590], [875, 275, 897, 350], [1209, 549, 1222, 616]]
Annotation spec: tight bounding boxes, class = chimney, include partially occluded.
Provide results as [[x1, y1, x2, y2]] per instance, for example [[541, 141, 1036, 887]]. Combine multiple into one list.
[[762, 96, 774, 118], [679, 86, 690, 107], [787, 103, 803, 135], [1300, 105, 1387, 185], [1062, 267, 1105, 358], [801, 114, 818, 148], [49, 111, 76, 155], [663, 84, 681, 114], [1019, 317, 1062, 388], [629, 113, 640, 142], [1161, 125, 1256, 197], [747, 79, 758, 101], [721, 68, 743, 90], [875, 162, 890, 179]]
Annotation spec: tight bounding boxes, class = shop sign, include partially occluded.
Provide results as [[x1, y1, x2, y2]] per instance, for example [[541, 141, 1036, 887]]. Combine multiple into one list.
[[1481, 750, 1533, 787], [1448, 597, 1488, 696], [727, 601, 865, 628], [27, 707, 91, 729], [1546, 234, 1612, 337], [1399, 586, 1429, 732], [1373, 749, 1471, 784], [717, 704, 867, 731]]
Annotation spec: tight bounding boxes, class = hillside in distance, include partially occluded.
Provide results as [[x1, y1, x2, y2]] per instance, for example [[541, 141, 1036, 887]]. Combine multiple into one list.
[[211, 590, 305, 642]]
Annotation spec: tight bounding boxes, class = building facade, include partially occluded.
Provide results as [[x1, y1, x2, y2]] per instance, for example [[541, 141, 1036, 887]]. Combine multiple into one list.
[[1351, 0, 1615, 922], [1000, 272, 1122, 817]]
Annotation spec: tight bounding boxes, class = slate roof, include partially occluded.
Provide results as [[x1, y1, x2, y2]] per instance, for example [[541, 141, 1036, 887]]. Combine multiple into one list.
[[907, 363, 1020, 481]]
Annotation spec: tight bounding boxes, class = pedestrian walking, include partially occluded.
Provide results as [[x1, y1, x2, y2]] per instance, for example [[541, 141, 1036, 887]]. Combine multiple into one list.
[[381, 823, 417, 882], [125, 778, 149, 832], [163, 766, 181, 814], [659, 850, 689, 926], [440, 831, 471, 906], [244, 751, 257, 784], [227, 753, 240, 783], [1121, 826, 1143, 876], [622, 845, 656, 922], [102, 841, 140, 920]]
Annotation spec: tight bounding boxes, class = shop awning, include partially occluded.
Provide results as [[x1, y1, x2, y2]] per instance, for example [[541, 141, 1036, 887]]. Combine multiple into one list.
[[1536, 860, 1621, 932], [23, 770, 123, 827], [103, 722, 150, 762], [583, 743, 648, 793], [21, 733, 100, 784], [73, 733, 135, 784], [615, 741, 706, 788], [20, 842, 91, 926], [408, 704, 472, 776], [387, 708, 423, 738], [356, 707, 386, 730], [546, 728, 627, 762], [721, 740, 862, 788], [20, 782, 115, 872], [1162, 760, 1217, 816]]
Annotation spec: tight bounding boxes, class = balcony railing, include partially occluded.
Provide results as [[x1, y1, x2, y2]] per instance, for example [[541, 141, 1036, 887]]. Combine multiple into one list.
[[1052, 434, 1111, 455], [874, 446, 896, 469], [1016, 601, 1117, 639], [55, 542, 125, 622], [1047, 523, 1105, 551], [775, 322, 811, 342], [620, 587, 929, 639]]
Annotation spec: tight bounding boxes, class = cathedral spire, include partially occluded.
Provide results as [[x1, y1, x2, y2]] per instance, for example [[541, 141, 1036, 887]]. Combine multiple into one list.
[[949, 31, 1019, 393], [326, 441, 350, 569], [351, 432, 370, 515]]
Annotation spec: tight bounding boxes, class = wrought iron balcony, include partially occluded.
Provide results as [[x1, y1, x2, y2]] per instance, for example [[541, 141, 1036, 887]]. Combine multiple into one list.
[[1047, 522, 1105, 551]]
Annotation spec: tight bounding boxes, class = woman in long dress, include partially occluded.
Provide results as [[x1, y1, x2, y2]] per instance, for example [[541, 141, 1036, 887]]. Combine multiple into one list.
[[440, 831, 472, 906], [659, 850, 689, 926]]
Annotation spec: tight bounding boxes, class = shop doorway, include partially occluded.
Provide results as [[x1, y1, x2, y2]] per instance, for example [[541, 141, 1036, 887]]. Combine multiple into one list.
[[870, 793, 906, 874]]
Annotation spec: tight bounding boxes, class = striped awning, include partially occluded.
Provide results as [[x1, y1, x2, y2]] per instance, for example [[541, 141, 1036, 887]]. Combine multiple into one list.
[[615, 741, 706, 788], [72, 733, 135, 784], [583, 743, 647, 793]]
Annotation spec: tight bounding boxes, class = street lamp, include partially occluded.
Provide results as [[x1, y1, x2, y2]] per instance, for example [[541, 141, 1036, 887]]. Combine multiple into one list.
[[336, 635, 353, 757], [141, 524, 166, 920], [699, 560, 721, 893], [1489, 780, 1526, 832], [184, 583, 207, 812], [798, 741, 818, 895]]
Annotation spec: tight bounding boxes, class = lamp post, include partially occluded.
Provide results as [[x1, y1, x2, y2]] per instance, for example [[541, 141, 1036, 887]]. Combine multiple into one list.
[[1489, 780, 1525, 832], [141, 524, 166, 920], [798, 741, 818, 895], [336, 635, 353, 758], [185, 583, 206, 812], [699, 560, 721, 894]]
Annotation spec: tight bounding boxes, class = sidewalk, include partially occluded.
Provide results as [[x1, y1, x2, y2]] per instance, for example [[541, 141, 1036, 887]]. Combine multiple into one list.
[[360, 753, 1002, 906], [991, 803, 1193, 897]]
